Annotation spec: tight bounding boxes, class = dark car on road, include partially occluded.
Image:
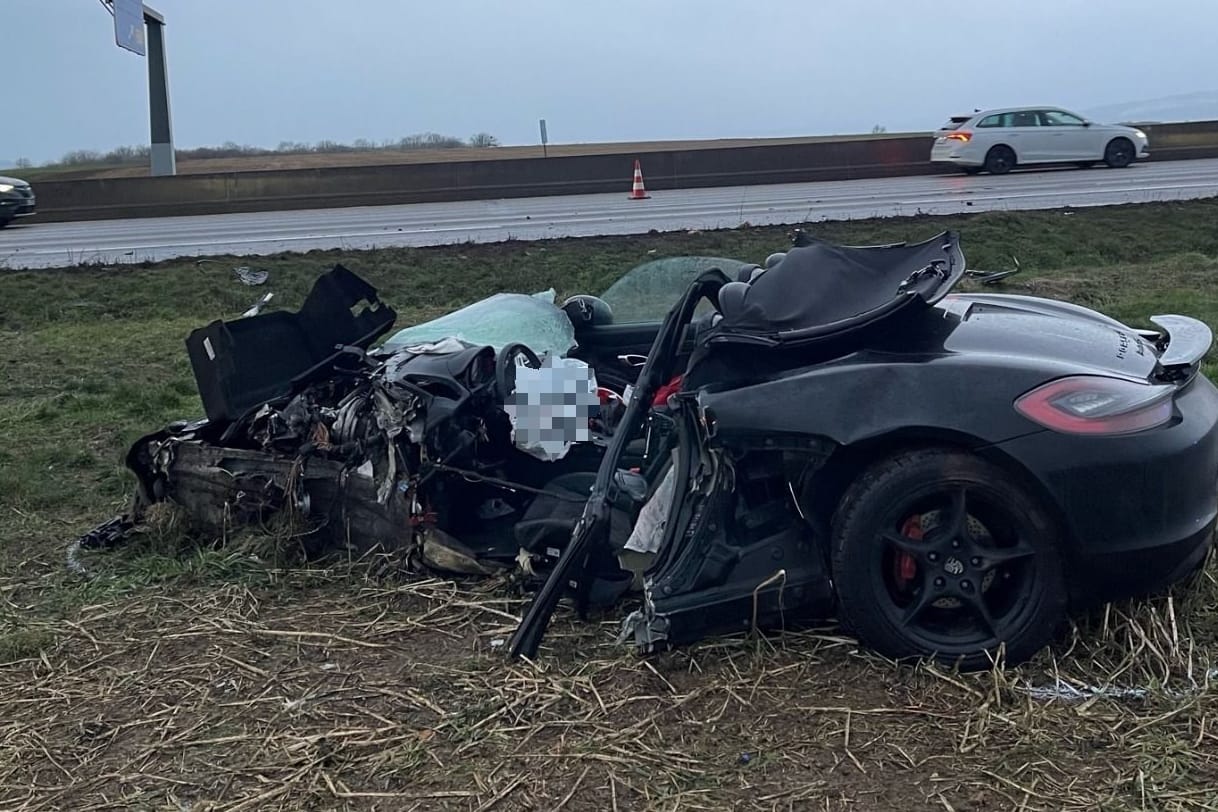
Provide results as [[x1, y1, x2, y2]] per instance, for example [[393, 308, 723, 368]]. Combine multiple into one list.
[[0, 175, 36, 227]]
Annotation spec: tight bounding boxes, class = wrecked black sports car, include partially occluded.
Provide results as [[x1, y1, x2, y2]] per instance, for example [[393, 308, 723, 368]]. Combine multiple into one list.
[[83, 232, 1218, 669]]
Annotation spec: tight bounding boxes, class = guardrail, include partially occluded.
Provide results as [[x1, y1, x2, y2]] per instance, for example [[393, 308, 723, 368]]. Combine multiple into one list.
[[26, 120, 1218, 223]]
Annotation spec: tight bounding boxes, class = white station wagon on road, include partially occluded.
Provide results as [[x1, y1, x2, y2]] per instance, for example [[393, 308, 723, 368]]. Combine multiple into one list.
[[930, 106, 1150, 175]]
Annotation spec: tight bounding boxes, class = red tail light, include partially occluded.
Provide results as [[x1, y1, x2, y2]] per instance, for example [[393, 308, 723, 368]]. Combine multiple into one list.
[[1014, 376, 1174, 436], [945, 131, 972, 142]]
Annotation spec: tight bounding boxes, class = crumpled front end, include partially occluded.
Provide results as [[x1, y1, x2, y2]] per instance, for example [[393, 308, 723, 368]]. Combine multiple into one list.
[[116, 339, 524, 575], [76, 266, 614, 584]]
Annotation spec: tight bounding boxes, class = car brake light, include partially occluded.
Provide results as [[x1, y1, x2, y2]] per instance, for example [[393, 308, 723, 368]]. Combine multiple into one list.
[[1014, 376, 1174, 435], [946, 131, 972, 142]]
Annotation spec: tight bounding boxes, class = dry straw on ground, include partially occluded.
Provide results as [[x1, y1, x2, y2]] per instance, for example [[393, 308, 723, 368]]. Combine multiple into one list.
[[2, 540, 1216, 811]]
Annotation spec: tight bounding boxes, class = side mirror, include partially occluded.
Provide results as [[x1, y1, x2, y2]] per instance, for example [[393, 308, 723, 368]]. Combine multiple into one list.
[[1083, 120, 1092, 127]]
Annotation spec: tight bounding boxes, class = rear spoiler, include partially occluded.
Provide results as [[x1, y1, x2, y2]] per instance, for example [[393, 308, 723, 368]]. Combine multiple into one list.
[[1147, 315, 1213, 369]]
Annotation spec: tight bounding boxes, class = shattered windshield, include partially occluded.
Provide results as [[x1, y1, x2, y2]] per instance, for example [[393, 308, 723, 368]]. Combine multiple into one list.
[[599, 256, 752, 324], [378, 289, 577, 358]]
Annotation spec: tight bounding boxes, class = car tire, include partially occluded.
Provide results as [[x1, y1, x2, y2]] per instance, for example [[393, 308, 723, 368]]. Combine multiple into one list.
[[983, 146, 1016, 175], [830, 448, 1067, 670], [1104, 138, 1135, 168]]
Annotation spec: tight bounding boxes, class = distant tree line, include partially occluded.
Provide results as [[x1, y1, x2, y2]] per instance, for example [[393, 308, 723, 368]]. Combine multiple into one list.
[[25, 132, 501, 170]]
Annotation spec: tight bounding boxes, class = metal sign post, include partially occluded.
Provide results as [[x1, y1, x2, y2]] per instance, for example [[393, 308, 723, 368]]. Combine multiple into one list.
[[539, 119, 548, 158], [103, 1, 175, 176], [143, 6, 175, 176]]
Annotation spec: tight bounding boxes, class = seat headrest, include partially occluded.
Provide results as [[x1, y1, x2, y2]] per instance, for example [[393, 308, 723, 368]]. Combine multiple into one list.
[[717, 281, 750, 321], [764, 252, 787, 269], [735, 264, 761, 283]]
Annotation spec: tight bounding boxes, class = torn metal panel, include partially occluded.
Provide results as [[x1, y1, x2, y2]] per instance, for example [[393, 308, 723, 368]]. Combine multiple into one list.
[[234, 267, 269, 286], [186, 264, 397, 424], [1019, 670, 1218, 703], [154, 441, 415, 558]]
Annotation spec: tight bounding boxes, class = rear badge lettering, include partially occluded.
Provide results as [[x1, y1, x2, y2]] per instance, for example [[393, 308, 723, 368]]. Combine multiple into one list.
[[1114, 330, 1148, 360]]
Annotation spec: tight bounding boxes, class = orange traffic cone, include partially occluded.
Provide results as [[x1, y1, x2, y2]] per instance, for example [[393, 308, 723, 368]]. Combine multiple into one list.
[[629, 159, 650, 200]]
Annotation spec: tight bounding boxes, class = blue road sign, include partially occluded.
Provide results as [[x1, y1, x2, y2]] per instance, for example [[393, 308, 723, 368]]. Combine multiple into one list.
[[113, 0, 146, 56]]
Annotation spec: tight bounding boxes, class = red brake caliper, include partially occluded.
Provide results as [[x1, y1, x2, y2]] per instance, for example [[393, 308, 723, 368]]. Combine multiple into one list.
[[895, 515, 923, 585]]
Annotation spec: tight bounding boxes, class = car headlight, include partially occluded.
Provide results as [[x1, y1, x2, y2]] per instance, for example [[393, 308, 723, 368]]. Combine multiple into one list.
[[1134, 130, 1147, 139], [0, 184, 14, 193]]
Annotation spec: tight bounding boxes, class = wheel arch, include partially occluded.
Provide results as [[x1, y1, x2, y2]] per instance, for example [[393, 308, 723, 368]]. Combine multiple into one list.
[[796, 426, 1076, 569], [818, 429, 1074, 667], [1106, 135, 1135, 159]]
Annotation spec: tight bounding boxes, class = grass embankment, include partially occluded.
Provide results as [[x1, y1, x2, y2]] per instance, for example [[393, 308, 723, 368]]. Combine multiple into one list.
[[2, 200, 1218, 810]]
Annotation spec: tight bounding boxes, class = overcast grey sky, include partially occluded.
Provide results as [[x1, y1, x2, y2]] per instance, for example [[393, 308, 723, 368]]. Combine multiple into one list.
[[4, 0, 1215, 164]]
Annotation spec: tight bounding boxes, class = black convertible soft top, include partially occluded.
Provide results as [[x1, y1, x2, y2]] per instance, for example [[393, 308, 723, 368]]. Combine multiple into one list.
[[711, 231, 965, 345]]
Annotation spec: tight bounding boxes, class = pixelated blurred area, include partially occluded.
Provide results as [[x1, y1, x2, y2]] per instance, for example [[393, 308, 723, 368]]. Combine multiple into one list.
[[504, 356, 600, 461]]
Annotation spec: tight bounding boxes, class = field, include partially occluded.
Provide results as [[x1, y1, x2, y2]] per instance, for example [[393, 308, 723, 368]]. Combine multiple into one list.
[[9, 133, 895, 182], [2, 200, 1218, 811]]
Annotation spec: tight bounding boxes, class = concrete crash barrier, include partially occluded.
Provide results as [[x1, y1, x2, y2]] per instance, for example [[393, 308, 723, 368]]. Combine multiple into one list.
[[29, 120, 1218, 223]]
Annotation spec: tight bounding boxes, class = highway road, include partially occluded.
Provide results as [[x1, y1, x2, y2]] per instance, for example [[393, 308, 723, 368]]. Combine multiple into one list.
[[3, 159, 1218, 270]]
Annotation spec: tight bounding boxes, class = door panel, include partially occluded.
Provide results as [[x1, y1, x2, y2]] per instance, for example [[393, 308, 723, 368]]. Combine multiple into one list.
[[569, 322, 698, 391], [1008, 109, 1046, 161], [1037, 110, 1093, 160], [569, 323, 661, 391], [1084, 125, 1114, 159]]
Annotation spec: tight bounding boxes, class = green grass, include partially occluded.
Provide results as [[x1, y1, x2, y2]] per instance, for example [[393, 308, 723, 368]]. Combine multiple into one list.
[[3, 199, 1218, 541], [2, 198, 1218, 810]]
